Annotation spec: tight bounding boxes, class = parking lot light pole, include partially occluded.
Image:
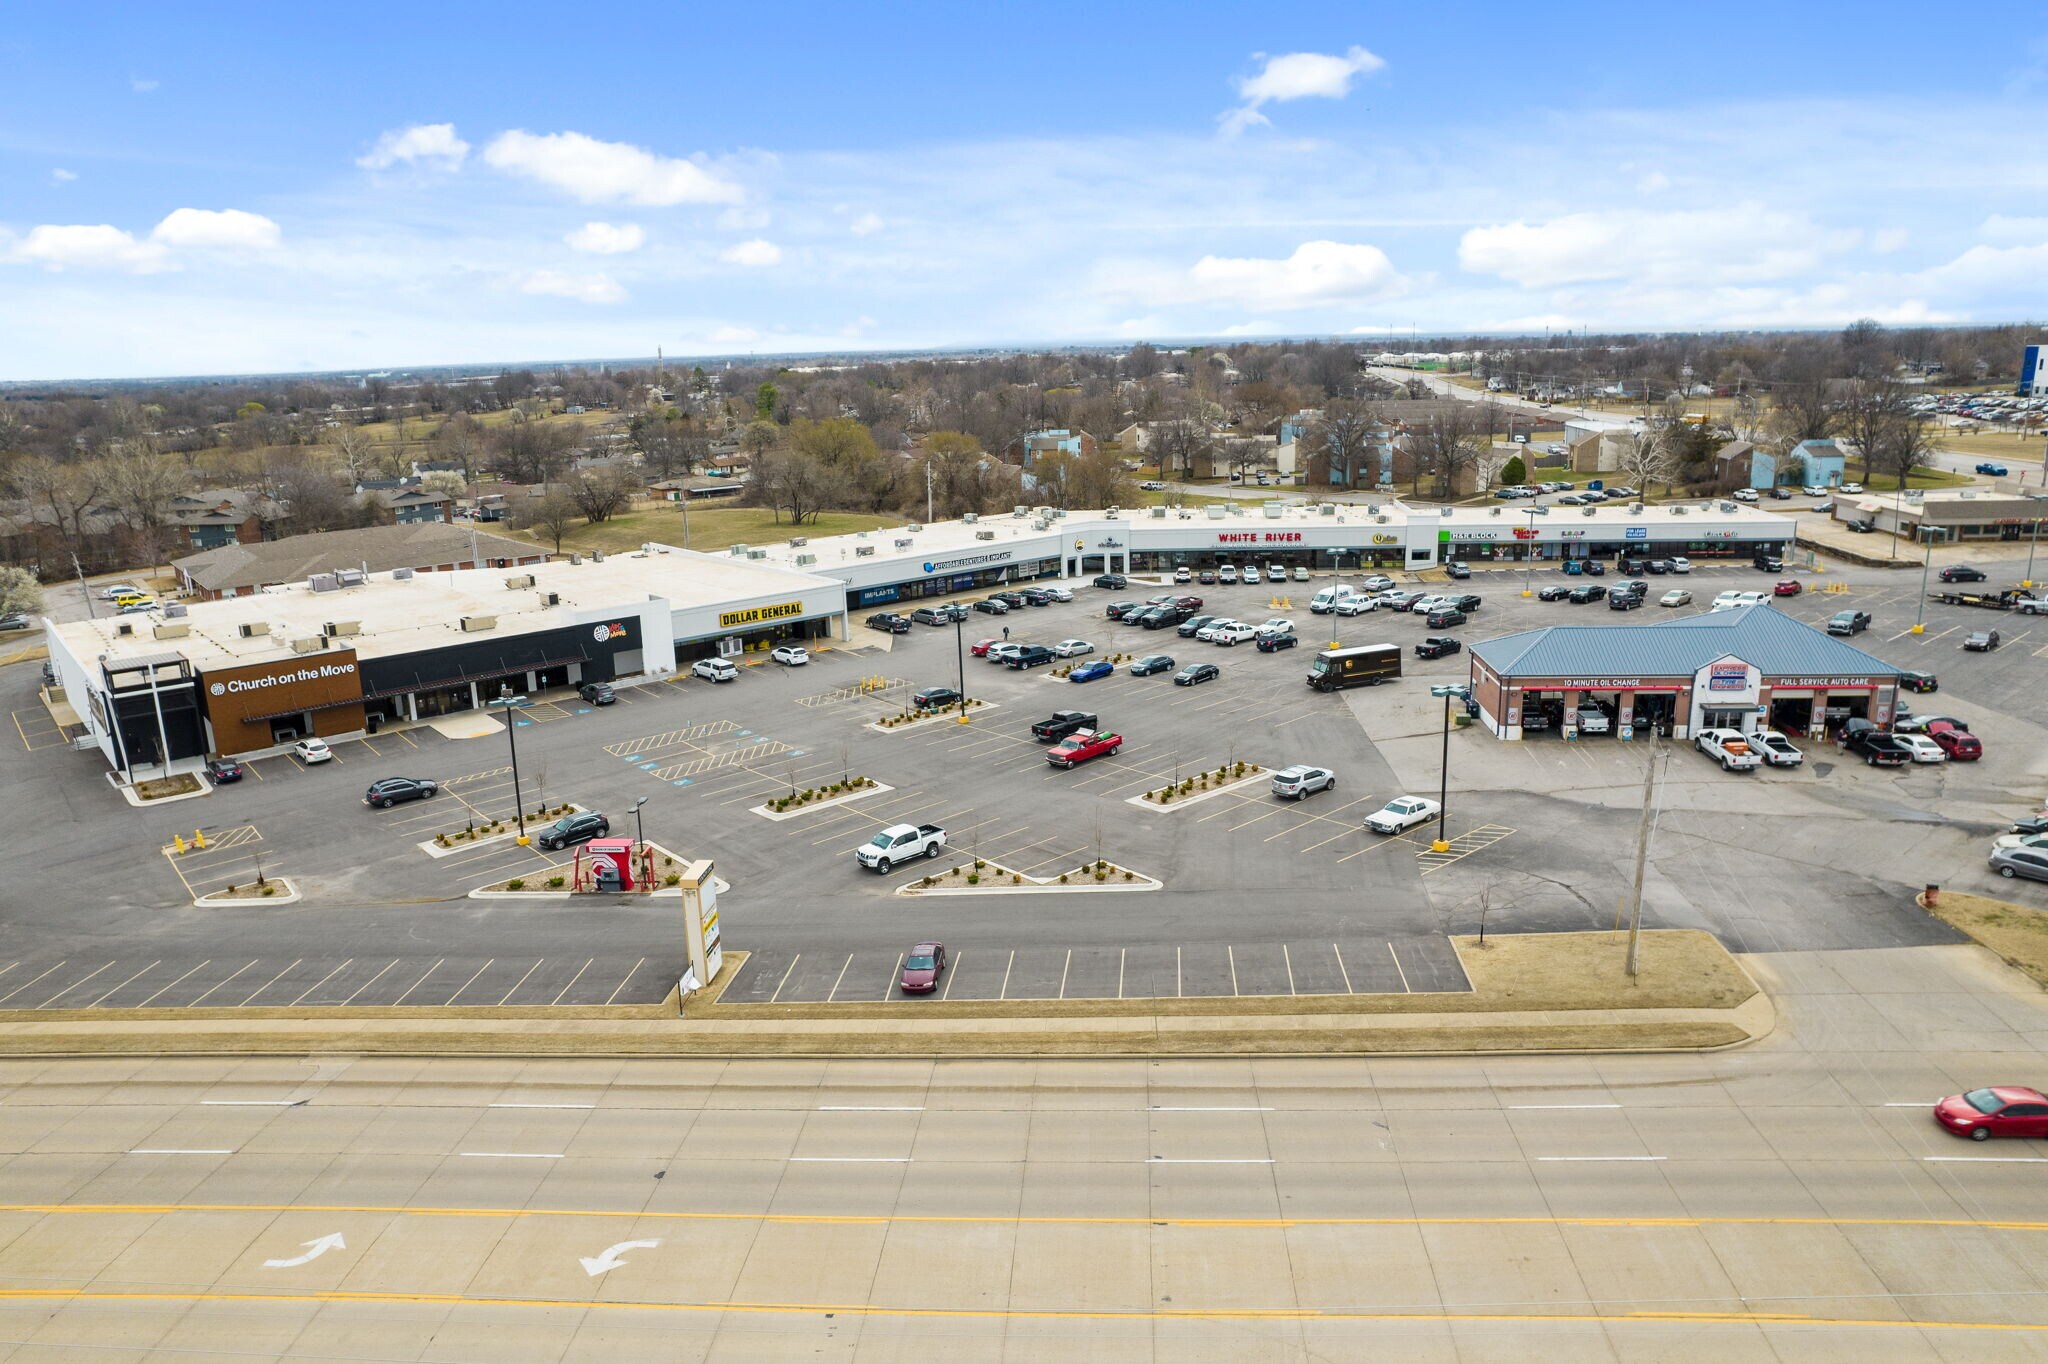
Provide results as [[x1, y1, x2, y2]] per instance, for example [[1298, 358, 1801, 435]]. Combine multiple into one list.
[[631, 795, 648, 850], [1428, 684, 1461, 853], [1520, 505, 1548, 597], [2023, 496, 2047, 590], [487, 686, 532, 844], [953, 611, 970, 724], [1911, 526, 1948, 634]]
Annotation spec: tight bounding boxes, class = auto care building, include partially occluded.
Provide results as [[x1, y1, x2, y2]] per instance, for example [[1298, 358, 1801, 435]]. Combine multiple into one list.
[[1465, 603, 1905, 742], [46, 548, 846, 774]]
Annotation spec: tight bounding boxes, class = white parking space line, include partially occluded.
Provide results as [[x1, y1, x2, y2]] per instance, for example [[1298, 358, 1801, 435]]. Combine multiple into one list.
[[288, 960, 353, 1007], [1536, 1156, 1665, 1162], [1511, 1104, 1622, 1110], [341, 961, 403, 1006], [86, 961, 161, 1007], [1332, 944, 1354, 993], [188, 961, 260, 1008], [826, 954, 855, 1001], [391, 958, 447, 1006], [135, 961, 212, 1007], [768, 954, 801, 1004], [1387, 943, 1410, 993], [1923, 1156, 2048, 1163], [490, 1102, 595, 1110], [461, 1151, 564, 1159], [791, 1156, 912, 1163], [549, 960, 595, 1005], [1147, 1157, 1274, 1164], [130, 1149, 235, 1156], [999, 951, 1015, 999]]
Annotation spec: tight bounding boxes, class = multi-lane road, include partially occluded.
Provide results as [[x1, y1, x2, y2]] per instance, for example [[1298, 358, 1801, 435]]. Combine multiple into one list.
[[5, 942, 2048, 1358]]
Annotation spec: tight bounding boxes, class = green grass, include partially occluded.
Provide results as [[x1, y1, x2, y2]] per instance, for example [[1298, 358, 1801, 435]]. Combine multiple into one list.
[[515, 501, 898, 555]]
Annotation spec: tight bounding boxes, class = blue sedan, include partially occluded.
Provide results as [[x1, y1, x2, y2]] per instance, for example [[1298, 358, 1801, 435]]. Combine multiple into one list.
[[1069, 659, 1116, 683]]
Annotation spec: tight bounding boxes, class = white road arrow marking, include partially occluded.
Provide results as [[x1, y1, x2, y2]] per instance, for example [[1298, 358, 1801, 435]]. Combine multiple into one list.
[[580, 1239, 661, 1277], [263, 1233, 346, 1268]]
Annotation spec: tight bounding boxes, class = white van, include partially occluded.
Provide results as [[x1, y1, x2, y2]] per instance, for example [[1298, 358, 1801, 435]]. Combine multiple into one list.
[[1310, 585, 1358, 614]]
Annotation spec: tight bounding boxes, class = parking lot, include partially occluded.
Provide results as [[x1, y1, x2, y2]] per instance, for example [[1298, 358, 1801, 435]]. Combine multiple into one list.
[[1, 555, 2040, 1012]]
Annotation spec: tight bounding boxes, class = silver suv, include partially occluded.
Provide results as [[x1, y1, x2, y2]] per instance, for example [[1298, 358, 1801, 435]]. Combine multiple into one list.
[[1270, 765, 1335, 800]]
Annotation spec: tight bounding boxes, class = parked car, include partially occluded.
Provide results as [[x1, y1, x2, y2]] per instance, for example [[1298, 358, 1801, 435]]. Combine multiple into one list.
[[910, 606, 954, 626], [1129, 654, 1175, 676], [1068, 658, 1116, 683], [1444, 561, 1471, 579], [972, 598, 1010, 616], [1270, 765, 1335, 799], [1051, 638, 1094, 658], [1939, 566, 1988, 583], [204, 758, 243, 784], [1416, 636, 1461, 659], [1334, 595, 1377, 616], [769, 644, 810, 666], [1177, 614, 1216, 638], [1773, 578, 1803, 597], [2012, 812, 2048, 837], [692, 658, 739, 682], [1607, 592, 1642, 612], [1425, 608, 1468, 628], [1255, 630, 1299, 652], [1573, 703, 1611, 734], [1732, 488, 1759, 502], [1894, 713, 1967, 735], [1669, 557, 1690, 573], [538, 810, 610, 851], [1894, 733, 1947, 764], [1006, 645, 1057, 669], [1935, 1086, 2048, 1138], [1567, 584, 1608, 604], [1365, 795, 1440, 834], [1173, 662, 1220, 686], [1197, 569, 1219, 584], [912, 686, 962, 709], [1538, 585, 1573, 602], [866, 612, 914, 633], [1173, 567, 1193, 583], [1658, 589, 1693, 608], [1840, 481, 1864, 494], [364, 777, 439, 808], [1932, 728, 1983, 760], [1045, 585, 1073, 602], [1694, 728, 1761, 772], [1843, 729, 1913, 766], [1975, 462, 2010, 476], [985, 643, 1023, 665], [1897, 670, 1938, 693], [1752, 729, 1803, 767], [291, 738, 333, 765], [1360, 574, 1396, 592], [0, 612, 29, 631], [1240, 565, 1262, 583], [970, 637, 1000, 657], [98, 581, 143, 601], [1092, 573, 1128, 589], [900, 942, 948, 994], [1103, 601, 1137, 620], [1211, 623, 1258, 646], [1991, 847, 2048, 884], [1962, 630, 2000, 651], [1826, 610, 1872, 636], [856, 822, 946, 872], [1045, 729, 1123, 767], [578, 682, 617, 704]]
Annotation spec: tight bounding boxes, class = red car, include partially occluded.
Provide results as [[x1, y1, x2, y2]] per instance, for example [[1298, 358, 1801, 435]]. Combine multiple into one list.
[[900, 941, 946, 994], [1932, 727, 1983, 760], [970, 637, 999, 657], [1173, 595, 1204, 611], [1935, 1087, 2048, 1140], [1773, 578, 1803, 597], [1045, 729, 1122, 768]]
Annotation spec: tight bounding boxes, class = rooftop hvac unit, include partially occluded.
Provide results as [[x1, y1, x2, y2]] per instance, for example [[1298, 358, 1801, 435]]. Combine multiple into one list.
[[115, 622, 133, 637], [1366, 505, 1381, 515], [1489, 507, 1502, 517], [163, 603, 187, 618], [906, 523, 922, 532], [962, 513, 978, 524], [1630, 502, 1645, 514], [1104, 507, 1119, 518], [1959, 489, 1977, 499], [459, 614, 496, 632], [747, 549, 769, 560], [1261, 504, 1282, 518], [324, 620, 361, 637], [1583, 508, 1597, 516], [1205, 505, 1226, 519], [153, 622, 191, 640], [1375, 515, 1390, 524], [237, 621, 270, 638], [893, 538, 913, 549], [1051, 509, 1067, 518], [1031, 519, 1049, 531], [1671, 506, 1688, 515], [794, 553, 817, 566], [503, 574, 536, 590], [855, 545, 877, 557], [729, 544, 750, 556], [591, 551, 605, 562], [541, 593, 560, 607], [392, 567, 414, 580], [290, 636, 324, 654], [1148, 507, 1166, 519], [569, 554, 582, 566], [1718, 502, 1735, 512], [309, 574, 339, 593], [1320, 504, 1337, 515], [976, 529, 998, 540], [1013, 506, 1029, 517], [335, 569, 366, 587], [788, 537, 808, 547]]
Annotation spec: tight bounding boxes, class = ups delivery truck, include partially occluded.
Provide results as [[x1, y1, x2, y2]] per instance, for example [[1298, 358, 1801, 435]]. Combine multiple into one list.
[[1305, 643, 1402, 692]]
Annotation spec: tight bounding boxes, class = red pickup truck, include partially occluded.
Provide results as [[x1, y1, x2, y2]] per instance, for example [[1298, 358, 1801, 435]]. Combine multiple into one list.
[[1045, 729, 1123, 768]]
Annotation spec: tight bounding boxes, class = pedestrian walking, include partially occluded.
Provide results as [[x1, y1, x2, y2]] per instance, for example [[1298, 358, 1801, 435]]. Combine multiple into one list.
[[1002, 625, 1010, 641]]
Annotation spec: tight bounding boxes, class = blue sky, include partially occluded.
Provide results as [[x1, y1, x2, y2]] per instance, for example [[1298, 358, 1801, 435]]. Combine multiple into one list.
[[3, 2, 2046, 379]]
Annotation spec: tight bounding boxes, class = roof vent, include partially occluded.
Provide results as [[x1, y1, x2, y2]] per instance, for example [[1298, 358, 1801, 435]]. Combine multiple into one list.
[[788, 537, 807, 547], [591, 551, 604, 562], [392, 567, 414, 580], [237, 621, 270, 638], [1630, 502, 1645, 514], [569, 553, 582, 565], [906, 523, 922, 532], [962, 513, 978, 524], [335, 569, 366, 587], [855, 545, 876, 557], [1490, 507, 1501, 517], [1671, 506, 1688, 515], [503, 574, 536, 590], [163, 603, 187, 618], [309, 574, 339, 593], [1375, 515, 1390, 524], [459, 614, 496, 632], [1013, 506, 1029, 517], [1583, 507, 1596, 517], [976, 529, 998, 540], [290, 636, 324, 654], [115, 622, 133, 637], [893, 538, 913, 549]]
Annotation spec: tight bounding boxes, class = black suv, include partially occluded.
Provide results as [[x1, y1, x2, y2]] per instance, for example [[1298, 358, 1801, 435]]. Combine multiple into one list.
[[1898, 671, 1938, 694], [865, 612, 913, 633], [1752, 554, 1784, 573], [539, 811, 610, 850], [1425, 607, 1467, 628], [1607, 592, 1641, 611], [1006, 645, 1057, 669], [364, 777, 439, 809], [1177, 614, 1216, 637], [578, 682, 616, 705], [1567, 584, 1608, 603]]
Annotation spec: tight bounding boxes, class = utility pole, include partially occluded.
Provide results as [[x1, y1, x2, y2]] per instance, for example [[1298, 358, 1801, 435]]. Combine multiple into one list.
[[925, 458, 935, 525], [1624, 736, 1664, 980], [72, 550, 95, 620]]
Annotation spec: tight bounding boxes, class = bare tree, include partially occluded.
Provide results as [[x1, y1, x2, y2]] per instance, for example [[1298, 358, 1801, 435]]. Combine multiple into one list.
[[748, 449, 844, 525], [1618, 428, 1679, 497], [103, 448, 191, 573], [1840, 378, 1932, 487], [569, 466, 638, 523], [1150, 413, 1217, 483], [1307, 399, 1380, 487], [326, 425, 381, 485], [1405, 406, 1482, 501], [493, 415, 576, 484], [520, 488, 581, 553]]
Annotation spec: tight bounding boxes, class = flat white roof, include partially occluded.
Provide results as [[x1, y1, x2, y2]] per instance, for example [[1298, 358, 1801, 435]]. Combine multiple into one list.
[[58, 548, 839, 672]]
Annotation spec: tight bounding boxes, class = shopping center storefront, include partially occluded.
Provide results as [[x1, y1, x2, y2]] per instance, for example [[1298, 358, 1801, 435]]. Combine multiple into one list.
[[1467, 604, 1902, 742]]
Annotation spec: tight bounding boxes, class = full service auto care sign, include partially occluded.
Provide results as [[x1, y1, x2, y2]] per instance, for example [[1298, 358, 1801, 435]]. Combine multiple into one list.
[[717, 599, 805, 630]]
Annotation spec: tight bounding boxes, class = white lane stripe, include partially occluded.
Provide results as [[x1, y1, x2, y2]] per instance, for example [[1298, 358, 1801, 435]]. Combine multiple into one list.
[[1881, 1102, 1938, 1107], [459, 1151, 564, 1159], [1147, 1157, 1275, 1164], [488, 1102, 595, 1109], [817, 1106, 924, 1111], [200, 1099, 306, 1107], [1510, 1104, 1621, 1110], [129, 1148, 234, 1155], [790, 1156, 912, 1163], [1924, 1156, 2048, 1163], [1151, 1106, 1273, 1112], [1536, 1156, 1665, 1162]]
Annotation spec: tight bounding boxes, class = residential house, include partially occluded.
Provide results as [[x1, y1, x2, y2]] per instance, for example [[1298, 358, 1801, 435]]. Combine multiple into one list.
[[165, 490, 285, 552], [648, 476, 749, 504], [1002, 429, 1098, 468], [173, 522, 546, 600], [1786, 439, 1849, 489], [368, 487, 453, 524]]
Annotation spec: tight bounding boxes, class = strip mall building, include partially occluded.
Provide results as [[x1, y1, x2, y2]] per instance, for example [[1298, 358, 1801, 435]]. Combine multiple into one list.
[[46, 496, 1799, 774]]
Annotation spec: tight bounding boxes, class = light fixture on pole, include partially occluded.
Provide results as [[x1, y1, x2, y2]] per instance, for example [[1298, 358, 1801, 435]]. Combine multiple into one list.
[[2023, 495, 2047, 591], [952, 610, 970, 724], [1519, 504, 1548, 597], [485, 686, 533, 844], [677, 484, 691, 551], [1910, 525, 1949, 635], [1428, 683, 1463, 854], [631, 795, 648, 851]]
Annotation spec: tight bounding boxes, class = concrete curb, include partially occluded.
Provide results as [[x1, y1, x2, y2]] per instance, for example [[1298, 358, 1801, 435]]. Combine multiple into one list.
[[864, 701, 998, 735], [1124, 768, 1270, 811], [195, 877, 302, 907], [749, 782, 892, 822]]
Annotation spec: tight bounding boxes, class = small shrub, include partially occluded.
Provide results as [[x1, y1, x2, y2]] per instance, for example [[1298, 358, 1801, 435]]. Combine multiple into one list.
[[1094, 870, 1107, 882], [1095, 858, 1107, 870], [1011, 873, 1021, 884], [225, 883, 237, 895], [546, 875, 565, 889], [261, 884, 277, 897], [918, 876, 933, 888], [1058, 873, 1069, 884], [1123, 870, 1134, 881], [664, 873, 681, 887], [506, 878, 525, 891], [434, 833, 448, 847], [1144, 790, 1156, 802], [966, 872, 980, 885], [974, 858, 985, 870]]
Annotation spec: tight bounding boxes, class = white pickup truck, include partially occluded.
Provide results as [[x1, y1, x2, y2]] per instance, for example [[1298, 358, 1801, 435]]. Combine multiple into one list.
[[1694, 728, 1762, 772], [854, 823, 947, 873]]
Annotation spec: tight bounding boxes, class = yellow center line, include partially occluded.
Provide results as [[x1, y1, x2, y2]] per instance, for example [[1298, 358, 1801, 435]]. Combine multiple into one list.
[[10, 1203, 2048, 1232], [0, 1288, 2038, 1331]]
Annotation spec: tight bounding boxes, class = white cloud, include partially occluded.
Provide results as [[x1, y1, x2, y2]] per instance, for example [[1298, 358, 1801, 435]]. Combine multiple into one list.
[[564, 221, 645, 254], [357, 123, 470, 170], [1872, 227, 1909, 254], [707, 324, 760, 344], [50, 168, 76, 184], [849, 212, 885, 236], [484, 129, 741, 205], [515, 270, 625, 304], [150, 208, 282, 250], [1222, 46, 1384, 133], [12, 224, 168, 272], [1217, 320, 1278, 336], [719, 238, 782, 267], [1980, 214, 2048, 244], [1637, 170, 1670, 193], [1458, 206, 1858, 288], [1169, 240, 1405, 309], [130, 76, 158, 94]]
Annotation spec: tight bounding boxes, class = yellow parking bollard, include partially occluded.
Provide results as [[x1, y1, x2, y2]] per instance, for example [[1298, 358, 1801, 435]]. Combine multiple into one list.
[[193, 829, 207, 850], [172, 834, 187, 854]]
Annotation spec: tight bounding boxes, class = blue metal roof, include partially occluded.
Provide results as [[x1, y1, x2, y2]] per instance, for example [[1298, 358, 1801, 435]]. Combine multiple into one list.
[[1470, 603, 1904, 679]]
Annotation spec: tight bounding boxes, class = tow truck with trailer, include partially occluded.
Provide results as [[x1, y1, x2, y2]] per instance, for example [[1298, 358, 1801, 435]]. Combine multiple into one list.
[[1927, 587, 2048, 613]]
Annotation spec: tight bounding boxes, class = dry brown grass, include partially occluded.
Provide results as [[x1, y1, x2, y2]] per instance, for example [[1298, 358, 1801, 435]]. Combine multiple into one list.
[[1920, 891, 2048, 986]]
